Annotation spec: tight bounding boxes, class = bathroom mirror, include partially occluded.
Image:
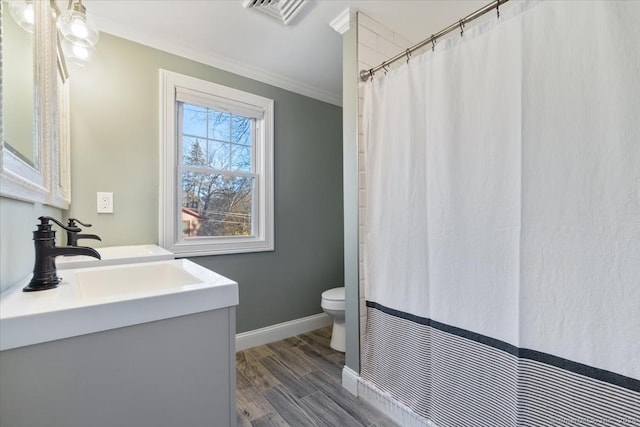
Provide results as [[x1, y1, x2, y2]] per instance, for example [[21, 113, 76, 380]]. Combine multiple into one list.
[[3, 1, 35, 169], [1, 0, 71, 208]]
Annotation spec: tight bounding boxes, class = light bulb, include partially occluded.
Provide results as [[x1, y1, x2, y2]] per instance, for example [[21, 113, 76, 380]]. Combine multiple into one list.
[[22, 4, 34, 24], [72, 44, 89, 60], [57, 1, 99, 47], [61, 38, 95, 67], [8, 0, 35, 33], [70, 18, 89, 39]]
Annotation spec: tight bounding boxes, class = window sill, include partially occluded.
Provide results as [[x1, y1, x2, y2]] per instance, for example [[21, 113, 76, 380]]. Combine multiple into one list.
[[167, 238, 274, 257]]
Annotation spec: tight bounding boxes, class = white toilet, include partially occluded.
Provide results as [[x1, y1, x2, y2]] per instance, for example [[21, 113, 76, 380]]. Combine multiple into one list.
[[321, 287, 346, 352]]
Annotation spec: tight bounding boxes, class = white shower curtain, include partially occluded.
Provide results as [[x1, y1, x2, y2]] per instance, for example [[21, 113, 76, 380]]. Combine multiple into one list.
[[362, 1, 640, 425]]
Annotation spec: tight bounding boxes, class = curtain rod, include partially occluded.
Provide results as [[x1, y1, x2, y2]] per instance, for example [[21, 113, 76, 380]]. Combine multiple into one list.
[[359, 0, 510, 81]]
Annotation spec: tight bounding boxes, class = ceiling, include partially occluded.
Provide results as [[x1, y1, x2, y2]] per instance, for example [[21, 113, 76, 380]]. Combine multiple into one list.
[[83, 0, 490, 106]]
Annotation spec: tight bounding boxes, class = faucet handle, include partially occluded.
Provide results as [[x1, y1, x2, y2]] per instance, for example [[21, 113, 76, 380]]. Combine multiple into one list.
[[39, 216, 81, 233], [67, 218, 93, 228]]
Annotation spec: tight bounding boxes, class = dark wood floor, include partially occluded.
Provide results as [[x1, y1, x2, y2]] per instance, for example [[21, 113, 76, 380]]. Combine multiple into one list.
[[236, 326, 397, 426]]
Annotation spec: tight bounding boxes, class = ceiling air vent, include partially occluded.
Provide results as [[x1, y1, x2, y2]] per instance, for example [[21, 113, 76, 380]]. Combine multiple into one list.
[[242, 0, 309, 26]]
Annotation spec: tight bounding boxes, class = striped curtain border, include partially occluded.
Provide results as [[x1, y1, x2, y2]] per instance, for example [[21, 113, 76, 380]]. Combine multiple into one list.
[[365, 300, 640, 393]]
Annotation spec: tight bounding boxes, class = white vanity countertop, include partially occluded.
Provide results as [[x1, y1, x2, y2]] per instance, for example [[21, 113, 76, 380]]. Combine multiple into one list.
[[0, 259, 238, 351], [56, 244, 174, 269]]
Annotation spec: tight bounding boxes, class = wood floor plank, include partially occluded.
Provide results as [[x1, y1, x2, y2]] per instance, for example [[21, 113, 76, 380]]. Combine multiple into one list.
[[304, 369, 386, 426], [250, 412, 289, 427], [297, 332, 335, 357], [299, 391, 366, 427], [308, 327, 333, 343], [237, 328, 398, 427], [236, 387, 276, 422], [262, 385, 319, 426], [282, 336, 305, 348], [266, 341, 317, 377], [238, 410, 253, 427], [237, 351, 281, 391], [245, 345, 275, 361], [236, 369, 253, 390], [288, 343, 343, 381], [259, 356, 317, 399], [327, 351, 346, 366]]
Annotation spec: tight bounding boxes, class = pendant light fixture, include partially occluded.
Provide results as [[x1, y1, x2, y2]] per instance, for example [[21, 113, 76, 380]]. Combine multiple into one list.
[[7, 0, 35, 33], [7, 0, 100, 66], [57, 0, 99, 47], [56, 0, 99, 66]]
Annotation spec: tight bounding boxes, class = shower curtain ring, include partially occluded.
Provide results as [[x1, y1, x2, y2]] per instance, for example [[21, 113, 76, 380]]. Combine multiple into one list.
[[369, 69, 374, 80], [459, 19, 465, 37], [382, 62, 389, 74], [496, 0, 501, 18], [431, 35, 436, 51], [405, 49, 411, 63]]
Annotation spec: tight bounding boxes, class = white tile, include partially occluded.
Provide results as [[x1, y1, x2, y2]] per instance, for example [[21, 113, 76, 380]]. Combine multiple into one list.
[[359, 25, 377, 49], [393, 32, 415, 49], [359, 58, 373, 70], [377, 35, 406, 59], [359, 44, 389, 69], [358, 13, 394, 41]]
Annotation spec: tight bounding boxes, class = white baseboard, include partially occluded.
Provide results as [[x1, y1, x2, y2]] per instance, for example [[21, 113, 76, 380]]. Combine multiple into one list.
[[358, 378, 436, 427], [341, 366, 359, 396], [235, 313, 332, 351]]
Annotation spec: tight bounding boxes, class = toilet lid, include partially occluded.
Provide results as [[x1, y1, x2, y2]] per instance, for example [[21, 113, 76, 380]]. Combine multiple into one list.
[[322, 287, 344, 301]]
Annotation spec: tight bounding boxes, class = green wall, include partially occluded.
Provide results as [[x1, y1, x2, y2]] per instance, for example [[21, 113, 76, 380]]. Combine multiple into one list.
[[67, 33, 344, 333]]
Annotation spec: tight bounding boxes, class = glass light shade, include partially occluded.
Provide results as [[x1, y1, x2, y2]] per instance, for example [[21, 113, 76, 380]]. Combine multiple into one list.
[[57, 5, 99, 47], [61, 38, 96, 67], [8, 0, 35, 33]]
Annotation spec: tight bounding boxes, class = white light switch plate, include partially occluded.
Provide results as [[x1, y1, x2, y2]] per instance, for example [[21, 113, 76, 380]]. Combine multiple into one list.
[[97, 192, 113, 213]]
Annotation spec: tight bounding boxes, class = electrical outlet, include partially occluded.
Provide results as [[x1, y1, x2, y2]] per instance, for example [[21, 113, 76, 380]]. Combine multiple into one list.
[[97, 192, 113, 213]]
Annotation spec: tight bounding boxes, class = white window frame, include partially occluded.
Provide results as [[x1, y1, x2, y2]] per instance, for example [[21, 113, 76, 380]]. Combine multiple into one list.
[[159, 69, 274, 256]]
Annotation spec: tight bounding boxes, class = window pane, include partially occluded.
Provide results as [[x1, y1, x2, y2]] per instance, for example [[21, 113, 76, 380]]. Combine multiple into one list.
[[181, 172, 254, 238], [183, 137, 207, 166], [231, 144, 252, 171], [208, 140, 230, 170], [209, 110, 231, 141], [182, 104, 207, 137], [232, 116, 251, 145]]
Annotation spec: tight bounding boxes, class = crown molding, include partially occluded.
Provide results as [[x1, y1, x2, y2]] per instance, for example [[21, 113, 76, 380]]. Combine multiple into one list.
[[96, 18, 342, 107], [329, 8, 352, 35]]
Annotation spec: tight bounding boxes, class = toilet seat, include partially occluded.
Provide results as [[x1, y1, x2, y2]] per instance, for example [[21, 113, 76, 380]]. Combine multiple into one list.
[[321, 287, 345, 311]]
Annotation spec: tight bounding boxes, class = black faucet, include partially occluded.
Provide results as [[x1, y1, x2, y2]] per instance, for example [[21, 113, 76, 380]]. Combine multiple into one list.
[[66, 218, 102, 246], [23, 216, 102, 292]]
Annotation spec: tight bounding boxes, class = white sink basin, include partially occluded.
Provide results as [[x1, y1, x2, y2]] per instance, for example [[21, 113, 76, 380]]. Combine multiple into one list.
[[56, 244, 174, 269], [76, 262, 200, 299], [0, 259, 238, 351]]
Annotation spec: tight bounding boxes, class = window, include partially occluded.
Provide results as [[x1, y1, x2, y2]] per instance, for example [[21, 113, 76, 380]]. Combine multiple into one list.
[[160, 70, 274, 256]]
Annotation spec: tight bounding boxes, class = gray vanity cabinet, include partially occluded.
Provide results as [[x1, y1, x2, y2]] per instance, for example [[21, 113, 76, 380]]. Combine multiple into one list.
[[0, 307, 236, 427]]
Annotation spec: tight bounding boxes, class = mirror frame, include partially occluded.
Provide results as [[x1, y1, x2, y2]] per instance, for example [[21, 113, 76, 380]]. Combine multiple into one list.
[[49, 38, 71, 208], [0, 0, 71, 209]]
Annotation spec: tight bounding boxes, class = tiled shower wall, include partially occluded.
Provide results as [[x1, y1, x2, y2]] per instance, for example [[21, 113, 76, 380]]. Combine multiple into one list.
[[356, 12, 413, 349]]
